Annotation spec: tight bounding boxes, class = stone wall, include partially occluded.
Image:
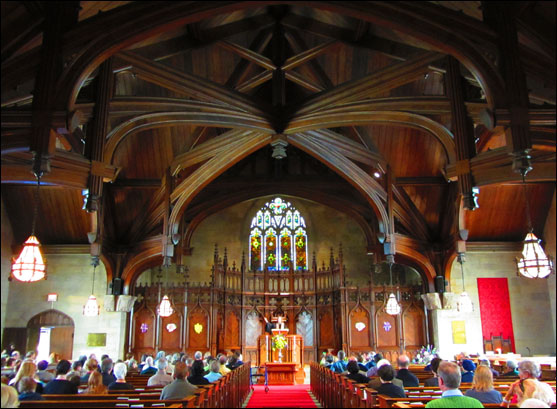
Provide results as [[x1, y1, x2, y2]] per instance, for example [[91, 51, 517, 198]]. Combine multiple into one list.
[[138, 196, 371, 286], [448, 250, 556, 357], [2, 253, 127, 360]]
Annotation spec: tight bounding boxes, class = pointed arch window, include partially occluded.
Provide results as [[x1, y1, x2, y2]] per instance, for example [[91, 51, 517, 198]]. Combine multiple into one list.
[[250, 198, 307, 271]]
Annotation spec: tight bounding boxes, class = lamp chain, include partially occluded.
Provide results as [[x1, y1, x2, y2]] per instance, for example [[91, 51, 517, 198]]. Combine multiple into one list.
[[522, 173, 533, 233], [460, 257, 466, 292], [91, 264, 97, 295], [30, 175, 41, 236]]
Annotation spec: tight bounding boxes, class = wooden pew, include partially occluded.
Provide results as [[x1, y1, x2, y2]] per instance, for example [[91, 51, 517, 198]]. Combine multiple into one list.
[[19, 397, 197, 408]]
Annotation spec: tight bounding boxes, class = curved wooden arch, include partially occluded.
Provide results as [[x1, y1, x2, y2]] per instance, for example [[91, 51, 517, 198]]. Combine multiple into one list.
[[104, 109, 273, 164], [100, 253, 114, 289], [54, 2, 504, 112], [168, 133, 272, 235], [392, 237, 437, 288], [27, 309, 74, 328], [287, 133, 389, 235], [287, 110, 456, 164], [122, 243, 163, 295]]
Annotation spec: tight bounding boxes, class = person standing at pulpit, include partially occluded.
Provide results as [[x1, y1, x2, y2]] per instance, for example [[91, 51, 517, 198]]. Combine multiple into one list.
[[264, 317, 275, 334]]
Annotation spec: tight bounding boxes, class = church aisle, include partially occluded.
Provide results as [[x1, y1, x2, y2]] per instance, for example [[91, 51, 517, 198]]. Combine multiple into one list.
[[244, 384, 320, 408]]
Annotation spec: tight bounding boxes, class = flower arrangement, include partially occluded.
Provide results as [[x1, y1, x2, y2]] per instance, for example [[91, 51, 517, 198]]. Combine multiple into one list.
[[271, 334, 287, 351], [412, 345, 438, 365]]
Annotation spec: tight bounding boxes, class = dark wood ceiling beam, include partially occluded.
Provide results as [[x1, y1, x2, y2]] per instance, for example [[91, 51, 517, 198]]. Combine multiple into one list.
[[1, 16, 43, 64], [392, 185, 431, 242], [217, 40, 276, 71], [282, 40, 340, 71], [236, 71, 273, 93], [294, 51, 441, 116], [117, 51, 271, 118], [394, 177, 448, 187], [1, 151, 119, 189], [446, 148, 556, 185], [284, 71, 324, 93]]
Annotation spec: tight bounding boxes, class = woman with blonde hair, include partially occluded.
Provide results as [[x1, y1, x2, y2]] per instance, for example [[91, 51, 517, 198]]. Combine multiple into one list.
[[83, 371, 107, 395], [464, 365, 503, 404], [8, 361, 43, 394]]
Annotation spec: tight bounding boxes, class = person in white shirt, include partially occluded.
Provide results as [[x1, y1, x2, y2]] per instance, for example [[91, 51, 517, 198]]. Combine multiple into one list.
[[148, 357, 173, 387]]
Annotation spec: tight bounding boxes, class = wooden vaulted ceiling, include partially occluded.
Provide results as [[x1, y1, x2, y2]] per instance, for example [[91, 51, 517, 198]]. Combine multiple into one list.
[[1, 2, 555, 285]]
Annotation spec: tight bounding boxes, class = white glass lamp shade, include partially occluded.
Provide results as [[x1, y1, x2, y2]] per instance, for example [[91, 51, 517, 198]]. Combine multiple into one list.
[[157, 295, 174, 317], [11, 235, 46, 282], [385, 293, 401, 315], [83, 295, 100, 316], [517, 233, 554, 279], [457, 292, 474, 313]]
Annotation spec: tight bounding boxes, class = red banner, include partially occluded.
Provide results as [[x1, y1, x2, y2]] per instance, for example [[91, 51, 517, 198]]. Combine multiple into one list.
[[477, 278, 516, 352]]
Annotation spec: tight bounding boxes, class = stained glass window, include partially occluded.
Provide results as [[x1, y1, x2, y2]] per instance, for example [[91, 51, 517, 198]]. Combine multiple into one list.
[[249, 198, 307, 271]]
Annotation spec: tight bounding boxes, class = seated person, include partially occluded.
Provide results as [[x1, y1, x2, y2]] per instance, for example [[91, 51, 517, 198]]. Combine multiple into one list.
[[108, 362, 134, 390], [218, 355, 231, 376], [187, 360, 209, 385], [43, 360, 78, 394], [479, 358, 499, 378], [425, 361, 483, 408], [346, 360, 370, 384], [204, 360, 223, 383], [502, 360, 519, 377], [324, 354, 334, 368], [330, 350, 348, 374], [368, 359, 404, 390], [82, 371, 107, 395], [148, 357, 173, 387], [461, 359, 476, 383], [160, 362, 198, 400], [366, 353, 384, 377], [80, 357, 99, 384], [424, 357, 442, 387], [17, 377, 44, 401], [101, 358, 116, 386], [464, 365, 503, 404], [518, 379, 556, 408], [140, 356, 157, 376], [356, 354, 368, 373], [9, 361, 43, 393], [36, 360, 54, 384], [502, 360, 552, 407], [226, 355, 240, 371], [396, 355, 419, 387], [376, 364, 406, 398], [1, 384, 20, 408]]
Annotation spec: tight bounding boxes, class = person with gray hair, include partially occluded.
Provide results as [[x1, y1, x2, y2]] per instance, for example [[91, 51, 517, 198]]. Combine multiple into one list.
[[140, 356, 157, 376], [194, 351, 203, 361], [425, 361, 483, 408], [108, 362, 134, 390], [101, 358, 116, 386], [147, 358, 173, 386], [502, 359, 519, 377], [204, 360, 222, 383], [502, 360, 554, 408]]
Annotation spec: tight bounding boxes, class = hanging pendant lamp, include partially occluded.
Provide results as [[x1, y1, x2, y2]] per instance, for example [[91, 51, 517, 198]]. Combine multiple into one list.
[[385, 261, 401, 315], [157, 261, 174, 317], [10, 174, 46, 282], [515, 172, 554, 278], [457, 254, 473, 313], [83, 258, 100, 316]]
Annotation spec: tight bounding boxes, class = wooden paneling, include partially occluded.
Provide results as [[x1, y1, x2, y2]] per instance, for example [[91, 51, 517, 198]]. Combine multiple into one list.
[[188, 308, 209, 350], [109, 186, 158, 240], [318, 309, 334, 348], [361, 125, 448, 177], [114, 71, 189, 99], [376, 311, 398, 348], [349, 306, 370, 348], [78, 2, 131, 22], [50, 327, 74, 361], [133, 305, 155, 352], [160, 309, 182, 353], [402, 305, 425, 348], [403, 185, 447, 233], [466, 183, 556, 241], [224, 310, 240, 349], [2, 185, 90, 244]]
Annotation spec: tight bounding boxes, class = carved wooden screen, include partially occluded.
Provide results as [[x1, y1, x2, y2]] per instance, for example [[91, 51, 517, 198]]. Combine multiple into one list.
[[224, 310, 240, 350], [133, 304, 156, 355], [188, 308, 209, 350], [376, 310, 398, 348], [350, 306, 370, 348], [160, 307, 182, 352], [318, 309, 334, 348], [402, 304, 425, 350], [245, 311, 262, 347]]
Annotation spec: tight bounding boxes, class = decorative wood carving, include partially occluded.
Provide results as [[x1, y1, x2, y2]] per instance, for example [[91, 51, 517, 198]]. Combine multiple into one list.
[[349, 304, 371, 349], [133, 303, 156, 353], [188, 307, 209, 351], [224, 310, 240, 350]]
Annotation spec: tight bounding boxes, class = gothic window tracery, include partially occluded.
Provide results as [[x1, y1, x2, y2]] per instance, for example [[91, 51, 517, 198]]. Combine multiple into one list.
[[249, 198, 308, 271]]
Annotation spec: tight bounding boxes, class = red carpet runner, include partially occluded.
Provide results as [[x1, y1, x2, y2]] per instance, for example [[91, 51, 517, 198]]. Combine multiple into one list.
[[245, 384, 318, 408]]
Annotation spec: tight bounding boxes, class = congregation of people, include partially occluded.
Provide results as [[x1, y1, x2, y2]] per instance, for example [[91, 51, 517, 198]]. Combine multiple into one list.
[[0, 345, 245, 408], [319, 349, 556, 408]]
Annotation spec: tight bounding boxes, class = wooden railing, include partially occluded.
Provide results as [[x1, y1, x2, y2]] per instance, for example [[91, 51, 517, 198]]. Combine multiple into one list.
[[20, 362, 251, 409], [310, 362, 556, 408]]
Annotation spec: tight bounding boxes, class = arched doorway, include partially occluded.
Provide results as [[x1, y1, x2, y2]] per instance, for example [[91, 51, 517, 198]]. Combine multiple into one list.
[[27, 310, 74, 361]]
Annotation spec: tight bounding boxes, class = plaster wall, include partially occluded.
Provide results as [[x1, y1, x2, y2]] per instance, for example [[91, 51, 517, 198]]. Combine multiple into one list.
[[448, 251, 556, 357], [3, 254, 127, 360], [543, 190, 556, 345], [138, 196, 371, 286], [1, 198, 14, 345]]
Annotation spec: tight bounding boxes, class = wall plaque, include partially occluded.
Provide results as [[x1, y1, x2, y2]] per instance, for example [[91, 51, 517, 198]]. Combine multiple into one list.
[[451, 321, 466, 344], [87, 333, 107, 347]]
